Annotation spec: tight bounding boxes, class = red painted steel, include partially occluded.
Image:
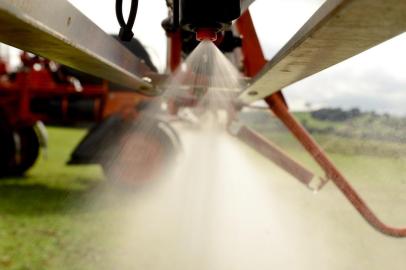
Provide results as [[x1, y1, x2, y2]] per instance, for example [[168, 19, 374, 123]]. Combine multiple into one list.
[[168, 30, 182, 72], [0, 53, 129, 127], [195, 28, 218, 41], [266, 94, 406, 237], [236, 9, 406, 237], [236, 11, 266, 77]]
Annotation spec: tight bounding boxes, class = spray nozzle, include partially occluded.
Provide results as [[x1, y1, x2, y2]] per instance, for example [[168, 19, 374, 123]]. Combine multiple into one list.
[[195, 28, 218, 42]]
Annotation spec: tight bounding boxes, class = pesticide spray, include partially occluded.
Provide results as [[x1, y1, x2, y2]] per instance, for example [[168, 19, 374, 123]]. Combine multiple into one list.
[[164, 39, 242, 126], [75, 37, 310, 269], [69, 33, 406, 269]]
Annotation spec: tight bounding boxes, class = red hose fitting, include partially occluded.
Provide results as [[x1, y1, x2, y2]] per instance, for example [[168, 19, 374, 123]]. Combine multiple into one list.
[[195, 28, 218, 41]]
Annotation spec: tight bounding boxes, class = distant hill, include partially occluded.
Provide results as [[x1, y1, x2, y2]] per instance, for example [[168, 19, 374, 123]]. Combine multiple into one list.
[[240, 108, 406, 144], [239, 108, 406, 157], [295, 108, 406, 144]]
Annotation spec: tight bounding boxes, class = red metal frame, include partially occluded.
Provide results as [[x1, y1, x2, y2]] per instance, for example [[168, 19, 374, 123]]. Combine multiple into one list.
[[168, 31, 182, 72], [236, 10, 406, 237], [0, 53, 150, 128], [167, 30, 182, 115], [0, 55, 107, 126]]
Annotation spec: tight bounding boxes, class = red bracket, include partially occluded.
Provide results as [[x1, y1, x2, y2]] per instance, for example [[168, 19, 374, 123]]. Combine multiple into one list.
[[266, 93, 406, 237], [236, 9, 406, 237]]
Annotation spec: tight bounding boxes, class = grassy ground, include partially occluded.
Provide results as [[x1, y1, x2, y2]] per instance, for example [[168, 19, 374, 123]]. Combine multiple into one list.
[[0, 126, 406, 269], [0, 127, 110, 269]]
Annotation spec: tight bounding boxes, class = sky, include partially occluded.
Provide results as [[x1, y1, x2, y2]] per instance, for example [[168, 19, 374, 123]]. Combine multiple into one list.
[[248, 0, 406, 115], [2, 0, 406, 115]]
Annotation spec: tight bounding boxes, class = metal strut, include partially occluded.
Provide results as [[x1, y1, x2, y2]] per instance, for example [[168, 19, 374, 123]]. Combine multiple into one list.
[[230, 123, 324, 191], [0, 0, 157, 95], [266, 92, 406, 238], [236, 9, 406, 238]]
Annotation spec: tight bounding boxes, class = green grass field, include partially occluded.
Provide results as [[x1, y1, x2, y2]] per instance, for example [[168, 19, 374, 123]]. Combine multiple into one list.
[[0, 128, 110, 269], [1, 125, 406, 269]]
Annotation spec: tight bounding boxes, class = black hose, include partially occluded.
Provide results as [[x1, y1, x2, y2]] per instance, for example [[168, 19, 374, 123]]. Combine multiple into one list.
[[172, 0, 179, 29], [116, 0, 139, 41]]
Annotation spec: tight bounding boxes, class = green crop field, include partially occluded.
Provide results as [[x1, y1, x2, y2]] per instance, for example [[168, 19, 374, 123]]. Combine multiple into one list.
[[0, 127, 111, 269], [1, 120, 406, 269]]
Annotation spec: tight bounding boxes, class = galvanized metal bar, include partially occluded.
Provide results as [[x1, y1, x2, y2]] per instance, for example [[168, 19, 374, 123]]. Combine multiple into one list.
[[239, 0, 406, 103], [240, 0, 256, 12], [0, 0, 157, 95], [233, 124, 315, 187]]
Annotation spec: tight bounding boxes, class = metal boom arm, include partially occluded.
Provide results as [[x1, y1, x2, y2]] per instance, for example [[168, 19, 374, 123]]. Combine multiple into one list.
[[236, 9, 406, 238], [0, 0, 158, 95], [240, 0, 406, 103]]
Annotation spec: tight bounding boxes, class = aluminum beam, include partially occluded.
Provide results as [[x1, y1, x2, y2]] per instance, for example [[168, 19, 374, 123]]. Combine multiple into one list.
[[239, 0, 406, 103], [241, 0, 256, 11], [0, 0, 157, 95]]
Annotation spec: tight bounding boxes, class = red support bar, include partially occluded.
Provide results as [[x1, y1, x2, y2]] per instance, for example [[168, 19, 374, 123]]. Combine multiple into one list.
[[265, 93, 406, 237], [237, 9, 406, 237], [167, 30, 182, 115], [236, 11, 266, 76], [168, 30, 182, 72]]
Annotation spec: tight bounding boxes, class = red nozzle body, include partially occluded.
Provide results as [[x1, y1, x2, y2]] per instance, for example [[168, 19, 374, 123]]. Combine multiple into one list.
[[196, 28, 218, 41]]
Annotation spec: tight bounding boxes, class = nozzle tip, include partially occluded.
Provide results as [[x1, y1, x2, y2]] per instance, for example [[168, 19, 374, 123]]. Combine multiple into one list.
[[196, 28, 218, 42]]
